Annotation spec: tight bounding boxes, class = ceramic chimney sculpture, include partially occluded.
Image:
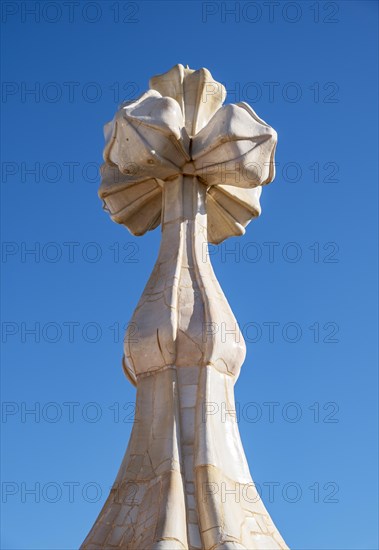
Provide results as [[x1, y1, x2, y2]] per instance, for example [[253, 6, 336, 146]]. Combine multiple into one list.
[[81, 64, 288, 550]]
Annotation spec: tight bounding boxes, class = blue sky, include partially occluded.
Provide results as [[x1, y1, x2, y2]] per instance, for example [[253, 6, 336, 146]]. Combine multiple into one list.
[[1, 1, 378, 549]]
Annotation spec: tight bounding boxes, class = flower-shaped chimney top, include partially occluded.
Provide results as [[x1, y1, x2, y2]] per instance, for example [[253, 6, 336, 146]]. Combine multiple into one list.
[[100, 64, 277, 244]]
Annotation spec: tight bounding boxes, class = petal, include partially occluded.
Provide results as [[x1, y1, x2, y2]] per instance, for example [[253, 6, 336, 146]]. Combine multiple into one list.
[[104, 90, 189, 180], [192, 103, 277, 188], [99, 164, 162, 236], [207, 185, 262, 245], [150, 64, 226, 136]]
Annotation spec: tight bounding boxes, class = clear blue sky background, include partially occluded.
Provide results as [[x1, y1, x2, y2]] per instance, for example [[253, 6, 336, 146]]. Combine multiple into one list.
[[1, 1, 378, 549]]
